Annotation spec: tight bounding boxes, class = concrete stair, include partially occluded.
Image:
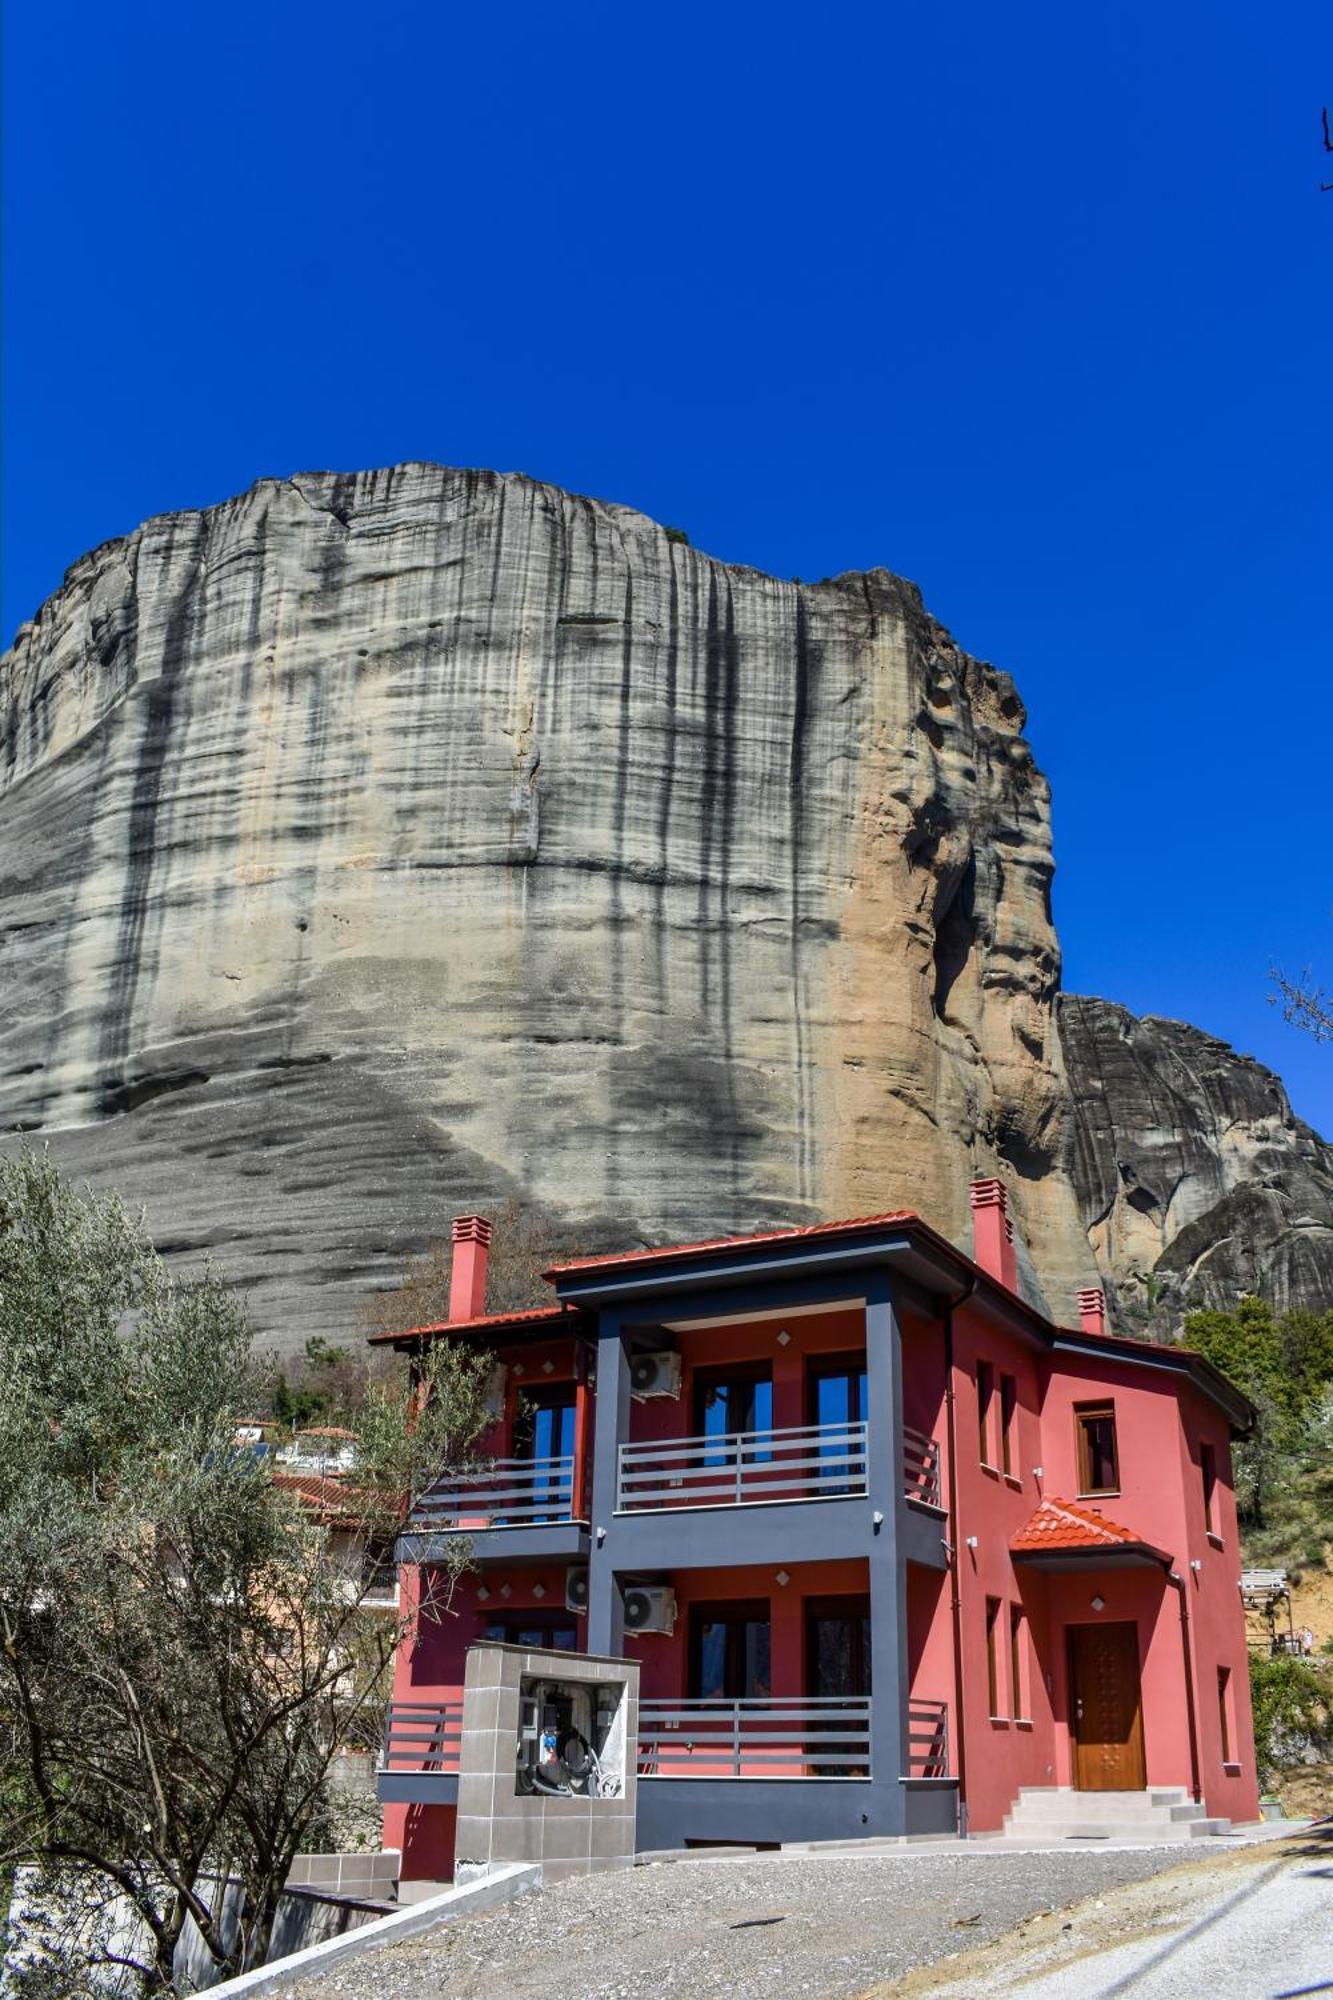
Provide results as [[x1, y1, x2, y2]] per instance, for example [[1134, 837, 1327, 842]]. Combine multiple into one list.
[[1001, 1786, 1231, 1842]]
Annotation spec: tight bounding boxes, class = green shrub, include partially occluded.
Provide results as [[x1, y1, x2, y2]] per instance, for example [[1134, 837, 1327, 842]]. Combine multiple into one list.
[[1248, 1652, 1333, 1789]]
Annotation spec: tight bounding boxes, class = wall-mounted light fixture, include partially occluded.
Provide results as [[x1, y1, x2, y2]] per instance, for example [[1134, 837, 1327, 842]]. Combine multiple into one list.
[[1032, 1466, 1044, 1480], [1189, 1559, 1203, 1572], [965, 1534, 979, 1549], [872, 1510, 885, 1528]]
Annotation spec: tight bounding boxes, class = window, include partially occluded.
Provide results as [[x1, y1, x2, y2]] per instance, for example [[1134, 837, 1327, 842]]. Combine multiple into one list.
[[1075, 1402, 1120, 1495], [809, 1359, 869, 1494], [1010, 1606, 1028, 1720], [985, 1596, 1002, 1717], [512, 1386, 577, 1521], [1202, 1442, 1218, 1536], [1217, 1666, 1233, 1764], [483, 1614, 578, 1652], [690, 1602, 772, 1699], [806, 1595, 873, 1698], [1000, 1373, 1017, 1477], [694, 1366, 773, 1466], [977, 1361, 995, 1467]]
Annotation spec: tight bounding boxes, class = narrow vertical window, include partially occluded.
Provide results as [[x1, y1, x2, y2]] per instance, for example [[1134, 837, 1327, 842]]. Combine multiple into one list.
[[1075, 1403, 1119, 1494], [1217, 1667, 1233, 1764], [977, 1361, 994, 1467], [1201, 1442, 1218, 1536], [986, 1596, 1002, 1717], [1000, 1373, 1017, 1476], [1010, 1605, 1027, 1719]]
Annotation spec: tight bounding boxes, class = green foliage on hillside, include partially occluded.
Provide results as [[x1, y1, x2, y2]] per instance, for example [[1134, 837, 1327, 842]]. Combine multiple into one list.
[[1248, 1653, 1333, 1789], [1184, 1297, 1333, 1567]]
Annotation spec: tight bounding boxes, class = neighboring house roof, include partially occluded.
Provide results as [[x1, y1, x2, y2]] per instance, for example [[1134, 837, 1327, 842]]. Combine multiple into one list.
[[1010, 1497, 1171, 1569], [271, 1470, 360, 1523]]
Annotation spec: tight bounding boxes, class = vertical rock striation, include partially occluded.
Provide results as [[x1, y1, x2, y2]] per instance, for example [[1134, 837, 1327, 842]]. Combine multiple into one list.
[[3, 464, 1329, 1345]]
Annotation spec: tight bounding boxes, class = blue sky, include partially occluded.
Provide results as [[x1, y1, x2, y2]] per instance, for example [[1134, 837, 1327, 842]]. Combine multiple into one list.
[[5, 1, 1332, 1130]]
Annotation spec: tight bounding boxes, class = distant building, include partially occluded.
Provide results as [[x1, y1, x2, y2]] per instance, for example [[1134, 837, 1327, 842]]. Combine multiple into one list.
[[374, 1186, 1259, 1882]]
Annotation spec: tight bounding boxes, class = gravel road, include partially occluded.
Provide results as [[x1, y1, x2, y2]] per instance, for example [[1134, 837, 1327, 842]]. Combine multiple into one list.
[[903, 1830, 1333, 1998], [282, 1845, 1219, 2000]]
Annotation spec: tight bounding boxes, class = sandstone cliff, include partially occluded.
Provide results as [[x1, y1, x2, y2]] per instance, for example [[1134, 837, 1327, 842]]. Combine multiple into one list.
[[2, 464, 1328, 1345], [1058, 996, 1333, 1314]]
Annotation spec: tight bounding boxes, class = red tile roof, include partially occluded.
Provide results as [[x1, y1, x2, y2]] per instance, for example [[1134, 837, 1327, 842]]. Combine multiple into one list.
[[544, 1210, 920, 1279], [1011, 1497, 1161, 1556], [366, 1303, 580, 1346]]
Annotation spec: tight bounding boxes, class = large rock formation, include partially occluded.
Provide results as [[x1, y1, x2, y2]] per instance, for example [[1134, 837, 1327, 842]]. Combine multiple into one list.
[[1058, 996, 1333, 1314], [2, 464, 1329, 1345]]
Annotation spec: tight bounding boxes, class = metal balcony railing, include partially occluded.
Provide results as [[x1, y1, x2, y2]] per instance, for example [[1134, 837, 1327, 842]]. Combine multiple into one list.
[[907, 1698, 949, 1778], [616, 1421, 868, 1511], [410, 1455, 577, 1531], [902, 1426, 942, 1508], [379, 1699, 464, 1775], [637, 1696, 873, 1778]]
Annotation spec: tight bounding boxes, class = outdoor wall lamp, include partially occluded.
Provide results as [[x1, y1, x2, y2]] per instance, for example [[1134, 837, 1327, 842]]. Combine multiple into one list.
[[1189, 1559, 1203, 1572], [965, 1535, 978, 1549], [872, 1509, 885, 1529]]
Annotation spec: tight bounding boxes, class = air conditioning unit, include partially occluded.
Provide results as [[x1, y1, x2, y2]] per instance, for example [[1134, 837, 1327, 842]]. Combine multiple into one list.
[[623, 1585, 676, 1636], [482, 1362, 508, 1423], [630, 1350, 681, 1402], [565, 1565, 589, 1615]]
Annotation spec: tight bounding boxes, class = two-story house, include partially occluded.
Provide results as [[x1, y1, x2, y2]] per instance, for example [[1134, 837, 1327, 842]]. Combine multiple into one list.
[[374, 1182, 1258, 1881]]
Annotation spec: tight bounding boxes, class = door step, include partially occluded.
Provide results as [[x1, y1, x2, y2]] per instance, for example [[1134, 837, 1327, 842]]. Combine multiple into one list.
[[1001, 1788, 1231, 1843]]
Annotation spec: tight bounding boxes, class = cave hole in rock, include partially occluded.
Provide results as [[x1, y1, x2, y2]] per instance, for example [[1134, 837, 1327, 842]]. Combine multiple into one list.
[[932, 853, 977, 1021]]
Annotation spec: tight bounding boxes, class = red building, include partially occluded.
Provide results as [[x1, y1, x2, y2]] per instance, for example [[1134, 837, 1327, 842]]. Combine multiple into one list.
[[376, 1181, 1258, 1880]]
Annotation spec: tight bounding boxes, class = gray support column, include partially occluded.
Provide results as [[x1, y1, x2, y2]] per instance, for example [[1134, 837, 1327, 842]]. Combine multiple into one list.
[[587, 1313, 630, 1657], [865, 1275, 910, 1826]]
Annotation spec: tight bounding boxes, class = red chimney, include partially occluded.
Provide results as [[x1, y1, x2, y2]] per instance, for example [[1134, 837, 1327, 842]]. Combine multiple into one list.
[[969, 1177, 1018, 1291], [1077, 1286, 1107, 1337], [449, 1214, 493, 1322]]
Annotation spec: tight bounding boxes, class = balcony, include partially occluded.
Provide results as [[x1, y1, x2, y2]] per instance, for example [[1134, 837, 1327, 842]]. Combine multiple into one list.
[[902, 1426, 943, 1510], [907, 1698, 949, 1778], [638, 1696, 872, 1779], [376, 1697, 463, 1804], [396, 1456, 589, 1566], [616, 1421, 868, 1512]]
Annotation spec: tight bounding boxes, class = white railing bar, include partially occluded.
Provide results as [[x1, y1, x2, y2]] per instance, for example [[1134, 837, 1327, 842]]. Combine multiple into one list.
[[616, 1432, 868, 1464], [617, 1447, 867, 1479]]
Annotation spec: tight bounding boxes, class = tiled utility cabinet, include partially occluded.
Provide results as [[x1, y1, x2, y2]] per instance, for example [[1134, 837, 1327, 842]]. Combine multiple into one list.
[[453, 1642, 639, 1884]]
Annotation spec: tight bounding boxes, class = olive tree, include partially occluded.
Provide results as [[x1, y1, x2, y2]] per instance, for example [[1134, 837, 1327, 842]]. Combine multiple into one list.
[[0, 1151, 487, 1995]]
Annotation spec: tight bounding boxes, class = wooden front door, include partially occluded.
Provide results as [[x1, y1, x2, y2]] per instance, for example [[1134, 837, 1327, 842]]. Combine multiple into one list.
[[1068, 1621, 1146, 1791]]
